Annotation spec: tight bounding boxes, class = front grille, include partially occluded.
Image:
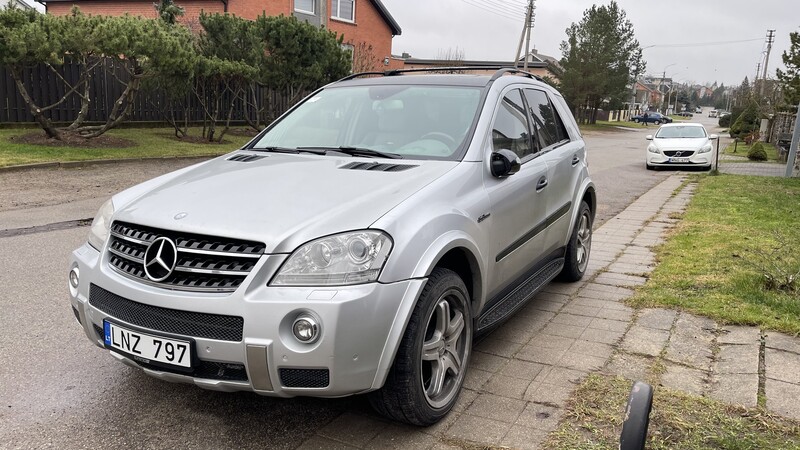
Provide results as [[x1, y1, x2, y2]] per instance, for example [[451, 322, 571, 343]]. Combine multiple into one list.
[[89, 284, 243, 341], [279, 368, 330, 388], [663, 150, 696, 157], [107, 221, 265, 293], [93, 325, 248, 382]]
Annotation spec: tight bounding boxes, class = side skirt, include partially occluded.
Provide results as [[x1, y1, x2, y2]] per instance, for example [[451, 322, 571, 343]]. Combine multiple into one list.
[[475, 256, 564, 334]]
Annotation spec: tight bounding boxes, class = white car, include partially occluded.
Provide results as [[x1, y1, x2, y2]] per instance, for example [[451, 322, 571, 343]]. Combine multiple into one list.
[[646, 123, 718, 170]]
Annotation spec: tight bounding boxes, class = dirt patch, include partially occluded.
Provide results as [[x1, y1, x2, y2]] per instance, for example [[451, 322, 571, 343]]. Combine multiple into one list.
[[226, 127, 259, 137], [10, 131, 137, 148], [154, 133, 242, 145]]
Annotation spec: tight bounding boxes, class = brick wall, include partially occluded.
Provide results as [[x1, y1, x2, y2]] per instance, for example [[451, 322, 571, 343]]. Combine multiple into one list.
[[327, 0, 396, 69], [47, 0, 225, 19]]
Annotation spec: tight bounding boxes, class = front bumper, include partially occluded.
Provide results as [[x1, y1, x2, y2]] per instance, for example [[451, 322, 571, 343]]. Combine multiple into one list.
[[646, 152, 711, 168], [69, 243, 425, 397]]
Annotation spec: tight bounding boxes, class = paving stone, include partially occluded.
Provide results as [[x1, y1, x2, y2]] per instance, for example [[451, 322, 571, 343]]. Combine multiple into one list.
[[588, 317, 630, 333], [578, 284, 634, 301], [474, 338, 522, 358], [489, 323, 536, 345], [469, 351, 508, 373], [515, 346, 567, 365], [524, 381, 575, 405], [529, 334, 576, 351], [569, 340, 614, 359], [717, 344, 759, 374], [505, 314, 552, 335], [557, 352, 607, 371], [516, 402, 563, 431], [636, 308, 677, 331], [445, 414, 510, 445], [500, 359, 547, 380], [765, 348, 800, 385], [764, 331, 800, 354], [534, 366, 588, 385], [499, 425, 549, 450], [318, 413, 387, 447], [709, 373, 758, 408], [541, 322, 586, 339], [541, 282, 584, 296], [596, 308, 634, 322], [531, 300, 566, 313], [717, 326, 761, 345], [621, 325, 670, 357], [766, 378, 800, 420], [463, 368, 492, 390], [484, 373, 531, 399], [551, 313, 594, 327], [579, 326, 625, 345], [594, 272, 648, 287], [453, 388, 479, 413], [297, 435, 359, 450], [365, 424, 439, 449], [465, 393, 527, 423], [660, 363, 707, 395], [665, 333, 715, 370], [572, 297, 632, 312], [532, 292, 571, 304], [606, 352, 653, 381], [561, 303, 601, 318], [608, 261, 651, 275], [672, 313, 717, 341]]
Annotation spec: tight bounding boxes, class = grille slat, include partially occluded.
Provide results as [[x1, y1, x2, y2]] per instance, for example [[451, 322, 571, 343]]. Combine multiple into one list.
[[89, 284, 243, 341], [663, 150, 696, 157], [339, 161, 417, 172], [108, 221, 264, 293]]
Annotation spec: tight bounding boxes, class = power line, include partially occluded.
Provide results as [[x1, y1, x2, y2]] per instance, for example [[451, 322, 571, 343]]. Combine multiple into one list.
[[478, 0, 526, 16], [644, 38, 764, 49], [456, 0, 520, 22]]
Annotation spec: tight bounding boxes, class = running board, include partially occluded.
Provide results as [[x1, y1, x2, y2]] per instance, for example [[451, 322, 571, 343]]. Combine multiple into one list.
[[476, 258, 564, 333]]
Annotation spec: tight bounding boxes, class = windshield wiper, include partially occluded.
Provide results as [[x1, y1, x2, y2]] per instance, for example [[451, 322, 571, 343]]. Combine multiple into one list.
[[298, 146, 404, 159], [251, 146, 326, 155]]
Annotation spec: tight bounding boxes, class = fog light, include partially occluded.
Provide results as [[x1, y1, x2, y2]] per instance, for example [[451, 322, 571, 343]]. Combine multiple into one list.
[[69, 267, 80, 288], [292, 316, 319, 343]]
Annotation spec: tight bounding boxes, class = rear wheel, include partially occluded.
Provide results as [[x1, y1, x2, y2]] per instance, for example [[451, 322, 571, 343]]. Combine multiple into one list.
[[559, 201, 593, 282], [369, 268, 472, 426], [633, 118, 640, 123]]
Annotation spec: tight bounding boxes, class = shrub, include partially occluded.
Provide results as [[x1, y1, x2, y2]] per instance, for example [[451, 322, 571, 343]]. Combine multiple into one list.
[[730, 98, 761, 139], [718, 113, 732, 127], [748, 142, 768, 161]]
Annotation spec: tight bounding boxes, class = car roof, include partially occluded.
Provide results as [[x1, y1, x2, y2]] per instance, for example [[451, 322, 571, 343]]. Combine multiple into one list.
[[333, 74, 493, 88], [659, 122, 704, 128]]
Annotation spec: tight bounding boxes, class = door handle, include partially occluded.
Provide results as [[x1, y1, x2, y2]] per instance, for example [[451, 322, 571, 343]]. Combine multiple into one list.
[[536, 177, 548, 191], [572, 155, 580, 166]]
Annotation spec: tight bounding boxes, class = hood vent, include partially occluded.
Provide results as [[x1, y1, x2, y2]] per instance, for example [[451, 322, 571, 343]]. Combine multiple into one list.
[[227, 153, 266, 163], [339, 162, 417, 172]]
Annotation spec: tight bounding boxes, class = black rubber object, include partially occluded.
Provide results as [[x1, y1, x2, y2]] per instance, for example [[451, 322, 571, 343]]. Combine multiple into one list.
[[620, 381, 654, 450]]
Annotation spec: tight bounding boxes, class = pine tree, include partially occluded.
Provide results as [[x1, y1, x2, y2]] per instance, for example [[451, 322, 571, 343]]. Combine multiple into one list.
[[776, 31, 800, 106]]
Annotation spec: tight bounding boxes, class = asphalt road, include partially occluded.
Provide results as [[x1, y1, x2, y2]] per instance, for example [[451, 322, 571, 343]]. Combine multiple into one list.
[[0, 125, 686, 448]]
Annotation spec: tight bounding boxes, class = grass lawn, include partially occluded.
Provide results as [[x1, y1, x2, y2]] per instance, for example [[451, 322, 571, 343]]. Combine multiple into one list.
[[723, 141, 780, 162], [545, 374, 800, 450], [628, 175, 800, 334], [0, 127, 253, 168], [579, 120, 652, 132], [668, 115, 691, 121]]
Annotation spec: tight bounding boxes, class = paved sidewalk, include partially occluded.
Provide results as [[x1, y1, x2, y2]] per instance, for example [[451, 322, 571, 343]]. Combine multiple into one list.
[[296, 174, 800, 449]]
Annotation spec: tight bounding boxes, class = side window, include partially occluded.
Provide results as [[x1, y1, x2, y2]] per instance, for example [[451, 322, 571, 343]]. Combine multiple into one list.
[[491, 89, 532, 159], [523, 89, 569, 148]]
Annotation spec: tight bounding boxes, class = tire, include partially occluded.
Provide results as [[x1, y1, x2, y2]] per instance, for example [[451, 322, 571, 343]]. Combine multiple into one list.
[[368, 267, 472, 426], [620, 381, 654, 450], [633, 118, 640, 123], [558, 201, 593, 282]]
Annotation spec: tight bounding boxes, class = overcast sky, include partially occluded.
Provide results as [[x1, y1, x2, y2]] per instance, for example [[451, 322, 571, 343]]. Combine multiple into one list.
[[382, 0, 797, 87]]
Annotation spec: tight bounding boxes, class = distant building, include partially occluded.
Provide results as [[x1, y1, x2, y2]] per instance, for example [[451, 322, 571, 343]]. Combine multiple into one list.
[[3, 0, 36, 9]]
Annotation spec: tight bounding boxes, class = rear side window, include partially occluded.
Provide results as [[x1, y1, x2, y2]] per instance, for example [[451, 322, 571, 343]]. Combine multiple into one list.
[[523, 89, 569, 149], [491, 89, 532, 159]]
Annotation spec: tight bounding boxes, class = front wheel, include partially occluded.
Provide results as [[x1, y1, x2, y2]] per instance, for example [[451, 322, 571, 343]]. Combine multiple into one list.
[[633, 118, 640, 123], [369, 268, 472, 426], [559, 201, 593, 282]]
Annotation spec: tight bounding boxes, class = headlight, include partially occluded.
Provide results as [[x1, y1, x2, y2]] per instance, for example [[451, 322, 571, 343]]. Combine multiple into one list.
[[271, 231, 393, 286], [647, 144, 660, 154], [88, 198, 115, 251], [698, 143, 713, 154]]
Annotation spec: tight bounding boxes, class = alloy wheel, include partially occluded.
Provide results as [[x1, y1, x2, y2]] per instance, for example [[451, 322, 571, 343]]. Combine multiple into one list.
[[420, 288, 468, 409]]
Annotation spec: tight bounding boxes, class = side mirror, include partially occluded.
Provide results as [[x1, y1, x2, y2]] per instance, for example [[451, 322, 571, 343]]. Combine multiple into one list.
[[645, 135, 653, 140], [709, 134, 719, 140], [490, 149, 521, 178]]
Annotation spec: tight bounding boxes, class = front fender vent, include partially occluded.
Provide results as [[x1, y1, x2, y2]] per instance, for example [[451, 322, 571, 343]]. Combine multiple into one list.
[[227, 154, 266, 163], [339, 162, 417, 172]]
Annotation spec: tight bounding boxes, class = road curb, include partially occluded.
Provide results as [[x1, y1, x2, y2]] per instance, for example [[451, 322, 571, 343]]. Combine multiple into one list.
[[0, 155, 218, 174]]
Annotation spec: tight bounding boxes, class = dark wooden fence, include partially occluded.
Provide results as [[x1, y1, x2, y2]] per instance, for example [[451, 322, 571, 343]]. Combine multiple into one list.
[[0, 59, 305, 125]]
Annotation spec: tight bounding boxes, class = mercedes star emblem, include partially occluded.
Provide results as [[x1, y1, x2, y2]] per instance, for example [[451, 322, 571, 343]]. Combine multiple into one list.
[[143, 236, 178, 282]]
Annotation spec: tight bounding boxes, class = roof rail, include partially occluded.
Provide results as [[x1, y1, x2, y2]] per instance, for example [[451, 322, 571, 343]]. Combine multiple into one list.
[[336, 66, 546, 83]]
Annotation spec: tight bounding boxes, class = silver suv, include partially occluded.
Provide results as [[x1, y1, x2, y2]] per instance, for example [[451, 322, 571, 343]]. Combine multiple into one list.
[[68, 69, 595, 425]]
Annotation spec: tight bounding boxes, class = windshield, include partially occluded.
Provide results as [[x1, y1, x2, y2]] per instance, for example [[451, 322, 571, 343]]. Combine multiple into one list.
[[252, 84, 483, 160], [655, 126, 707, 139]]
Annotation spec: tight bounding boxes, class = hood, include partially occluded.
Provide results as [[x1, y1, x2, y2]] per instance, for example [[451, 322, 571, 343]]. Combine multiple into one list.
[[652, 137, 709, 150], [113, 153, 456, 253]]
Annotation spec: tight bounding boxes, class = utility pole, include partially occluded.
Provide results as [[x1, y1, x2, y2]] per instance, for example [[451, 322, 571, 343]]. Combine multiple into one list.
[[513, 0, 535, 70], [761, 29, 776, 97]]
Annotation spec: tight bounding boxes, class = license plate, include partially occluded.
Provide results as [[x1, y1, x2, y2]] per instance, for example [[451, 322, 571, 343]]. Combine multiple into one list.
[[669, 157, 689, 163], [104, 321, 192, 369]]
